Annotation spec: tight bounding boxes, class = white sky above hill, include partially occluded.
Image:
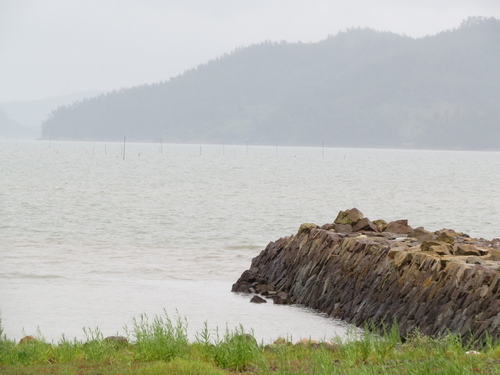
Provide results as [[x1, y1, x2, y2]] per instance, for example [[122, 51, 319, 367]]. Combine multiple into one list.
[[1, 0, 499, 102]]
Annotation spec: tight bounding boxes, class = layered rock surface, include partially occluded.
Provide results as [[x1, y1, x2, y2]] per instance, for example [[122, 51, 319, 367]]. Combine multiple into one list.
[[232, 209, 500, 343]]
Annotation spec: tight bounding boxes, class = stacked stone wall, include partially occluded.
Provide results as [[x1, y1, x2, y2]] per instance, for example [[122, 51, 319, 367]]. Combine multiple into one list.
[[232, 209, 500, 344]]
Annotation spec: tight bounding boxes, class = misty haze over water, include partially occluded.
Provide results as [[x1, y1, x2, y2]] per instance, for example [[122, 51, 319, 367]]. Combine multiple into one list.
[[1, 0, 500, 347]]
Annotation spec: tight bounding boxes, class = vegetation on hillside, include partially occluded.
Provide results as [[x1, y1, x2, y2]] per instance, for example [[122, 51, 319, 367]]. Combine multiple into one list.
[[41, 17, 500, 150]]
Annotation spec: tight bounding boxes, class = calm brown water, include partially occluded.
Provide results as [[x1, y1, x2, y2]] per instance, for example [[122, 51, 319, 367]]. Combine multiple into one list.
[[1, 140, 498, 343]]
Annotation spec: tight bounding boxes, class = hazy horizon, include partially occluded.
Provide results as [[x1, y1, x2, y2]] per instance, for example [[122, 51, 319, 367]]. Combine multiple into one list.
[[1, 0, 500, 103]]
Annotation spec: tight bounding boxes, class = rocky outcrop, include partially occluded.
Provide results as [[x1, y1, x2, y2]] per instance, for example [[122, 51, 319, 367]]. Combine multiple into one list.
[[18, 336, 38, 345], [250, 295, 267, 303], [232, 209, 500, 344]]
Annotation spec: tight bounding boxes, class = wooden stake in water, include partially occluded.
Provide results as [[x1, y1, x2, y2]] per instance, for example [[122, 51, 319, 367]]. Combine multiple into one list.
[[123, 136, 126, 160]]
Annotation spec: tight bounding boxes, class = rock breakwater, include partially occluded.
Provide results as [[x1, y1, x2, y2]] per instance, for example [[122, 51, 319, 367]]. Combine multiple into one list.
[[232, 209, 500, 343]]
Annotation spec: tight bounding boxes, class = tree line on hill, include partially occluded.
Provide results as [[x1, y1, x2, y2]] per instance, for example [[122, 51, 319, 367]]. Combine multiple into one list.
[[41, 17, 500, 150]]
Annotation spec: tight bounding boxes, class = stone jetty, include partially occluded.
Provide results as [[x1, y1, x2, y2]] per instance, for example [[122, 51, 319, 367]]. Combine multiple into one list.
[[232, 209, 500, 344]]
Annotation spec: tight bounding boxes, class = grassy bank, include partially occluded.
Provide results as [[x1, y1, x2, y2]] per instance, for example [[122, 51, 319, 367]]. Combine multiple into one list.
[[1, 312, 500, 374]]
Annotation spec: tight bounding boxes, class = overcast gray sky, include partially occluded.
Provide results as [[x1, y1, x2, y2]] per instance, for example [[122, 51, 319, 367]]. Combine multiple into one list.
[[1, 0, 499, 102]]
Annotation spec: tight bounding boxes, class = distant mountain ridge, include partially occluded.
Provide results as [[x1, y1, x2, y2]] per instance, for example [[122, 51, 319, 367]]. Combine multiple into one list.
[[0, 90, 104, 134], [0, 108, 38, 139], [42, 17, 500, 150]]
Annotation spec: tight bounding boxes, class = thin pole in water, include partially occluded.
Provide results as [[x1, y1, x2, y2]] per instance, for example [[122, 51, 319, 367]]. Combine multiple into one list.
[[246, 138, 249, 154], [123, 136, 126, 160], [160, 139, 163, 154]]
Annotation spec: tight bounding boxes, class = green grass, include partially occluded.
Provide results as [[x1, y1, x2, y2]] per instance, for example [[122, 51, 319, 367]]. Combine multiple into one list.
[[126, 311, 189, 362], [194, 323, 262, 371], [2, 312, 500, 374]]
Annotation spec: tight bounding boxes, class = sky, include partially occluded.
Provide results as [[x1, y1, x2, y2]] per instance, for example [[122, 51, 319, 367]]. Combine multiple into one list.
[[1, 0, 500, 103]]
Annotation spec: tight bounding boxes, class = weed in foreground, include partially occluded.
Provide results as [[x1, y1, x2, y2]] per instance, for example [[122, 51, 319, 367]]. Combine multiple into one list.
[[128, 310, 189, 362], [3, 315, 500, 374], [195, 322, 263, 371]]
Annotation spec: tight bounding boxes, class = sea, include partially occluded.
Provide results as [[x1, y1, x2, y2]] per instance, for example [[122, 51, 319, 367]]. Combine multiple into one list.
[[1, 139, 499, 344]]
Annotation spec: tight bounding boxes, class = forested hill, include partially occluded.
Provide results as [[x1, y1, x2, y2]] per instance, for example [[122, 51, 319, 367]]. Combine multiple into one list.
[[42, 17, 500, 150]]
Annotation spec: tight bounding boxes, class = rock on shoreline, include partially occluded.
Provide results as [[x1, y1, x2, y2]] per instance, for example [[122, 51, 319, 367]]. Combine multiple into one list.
[[232, 209, 500, 344]]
